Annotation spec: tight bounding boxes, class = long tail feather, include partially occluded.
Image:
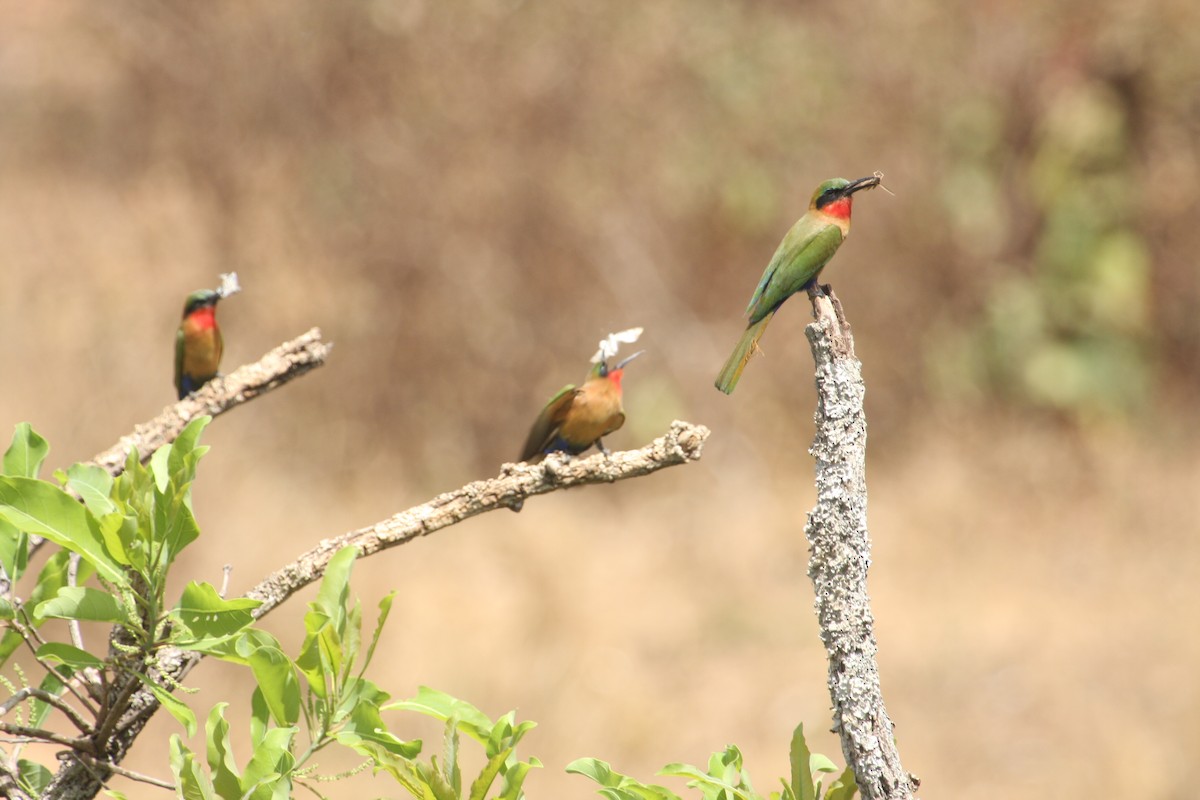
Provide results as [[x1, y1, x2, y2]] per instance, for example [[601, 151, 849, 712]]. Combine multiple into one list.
[[714, 313, 774, 394]]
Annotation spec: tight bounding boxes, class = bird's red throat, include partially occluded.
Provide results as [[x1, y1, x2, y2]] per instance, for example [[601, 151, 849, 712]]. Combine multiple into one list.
[[822, 197, 853, 221], [187, 307, 218, 330]]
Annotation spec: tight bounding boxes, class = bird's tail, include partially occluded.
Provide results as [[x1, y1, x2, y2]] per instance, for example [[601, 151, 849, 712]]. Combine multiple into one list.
[[714, 313, 774, 395]]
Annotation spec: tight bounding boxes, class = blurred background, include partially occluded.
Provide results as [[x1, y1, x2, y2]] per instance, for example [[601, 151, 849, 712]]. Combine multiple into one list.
[[2, 1, 1199, 797]]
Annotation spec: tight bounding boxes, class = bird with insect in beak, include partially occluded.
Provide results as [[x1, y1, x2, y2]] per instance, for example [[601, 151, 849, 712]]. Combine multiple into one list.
[[519, 327, 645, 463], [174, 272, 241, 400], [715, 174, 883, 394]]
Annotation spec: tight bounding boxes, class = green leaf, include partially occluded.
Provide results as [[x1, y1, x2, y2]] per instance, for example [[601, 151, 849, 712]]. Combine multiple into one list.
[[443, 717, 462, 796], [240, 726, 297, 799], [361, 590, 396, 677], [822, 767, 858, 800], [140, 675, 198, 737], [16, 758, 53, 795], [810, 753, 838, 775], [243, 643, 300, 727], [173, 581, 260, 640], [65, 463, 116, 518], [568, 758, 680, 800], [0, 476, 126, 586], [341, 597, 363, 682], [335, 696, 422, 759], [295, 608, 336, 700], [386, 686, 495, 744], [790, 724, 815, 800], [28, 550, 94, 615], [170, 735, 217, 800], [0, 518, 27, 585], [0, 630, 23, 666], [249, 687, 270, 746], [153, 485, 201, 567], [468, 748, 511, 800], [660, 759, 753, 800], [36, 642, 106, 670], [316, 546, 356, 635], [164, 417, 211, 494], [205, 703, 243, 800], [498, 758, 541, 800], [35, 586, 128, 624], [4, 424, 49, 478]]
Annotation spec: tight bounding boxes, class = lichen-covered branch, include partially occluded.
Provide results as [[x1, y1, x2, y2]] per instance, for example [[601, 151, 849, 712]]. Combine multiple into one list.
[[245, 419, 710, 618], [803, 287, 917, 800], [89, 327, 332, 476], [30, 420, 709, 800]]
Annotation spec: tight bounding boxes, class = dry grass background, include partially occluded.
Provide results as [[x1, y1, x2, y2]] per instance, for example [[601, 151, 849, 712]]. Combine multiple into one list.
[[2, 1, 1200, 797]]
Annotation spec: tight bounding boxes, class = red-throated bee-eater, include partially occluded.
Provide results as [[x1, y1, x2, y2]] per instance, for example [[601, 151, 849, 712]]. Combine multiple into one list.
[[714, 175, 881, 394], [174, 274, 240, 399], [519, 329, 645, 462], [175, 289, 224, 399]]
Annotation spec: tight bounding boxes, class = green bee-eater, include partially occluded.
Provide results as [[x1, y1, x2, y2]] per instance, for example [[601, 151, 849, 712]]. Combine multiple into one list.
[[174, 289, 224, 399], [714, 175, 881, 394]]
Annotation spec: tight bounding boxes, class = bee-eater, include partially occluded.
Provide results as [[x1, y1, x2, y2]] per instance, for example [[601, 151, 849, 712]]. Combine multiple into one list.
[[519, 349, 644, 462], [174, 289, 224, 399], [714, 175, 881, 394]]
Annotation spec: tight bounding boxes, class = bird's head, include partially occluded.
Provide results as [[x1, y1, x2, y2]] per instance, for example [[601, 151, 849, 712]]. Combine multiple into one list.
[[182, 289, 221, 319], [809, 175, 882, 222], [597, 349, 645, 388]]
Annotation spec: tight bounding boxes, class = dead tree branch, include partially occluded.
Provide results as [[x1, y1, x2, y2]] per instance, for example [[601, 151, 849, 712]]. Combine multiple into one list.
[[803, 286, 917, 800], [89, 327, 332, 477], [245, 420, 710, 618]]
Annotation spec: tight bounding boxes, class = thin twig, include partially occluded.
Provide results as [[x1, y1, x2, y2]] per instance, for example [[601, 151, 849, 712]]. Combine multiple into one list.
[[12, 617, 99, 717], [0, 687, 93, 734], [0, 721, 93, 752], [68, 752, 174, 791]]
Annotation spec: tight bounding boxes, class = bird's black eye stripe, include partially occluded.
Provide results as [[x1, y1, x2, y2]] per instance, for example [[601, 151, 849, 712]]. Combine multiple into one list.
[[816, 188, 842, 208]]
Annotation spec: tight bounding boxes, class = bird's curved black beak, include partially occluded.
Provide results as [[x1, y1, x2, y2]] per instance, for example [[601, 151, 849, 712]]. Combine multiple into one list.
[[614, 350, 646, 370], [843, 175, 882, 196]]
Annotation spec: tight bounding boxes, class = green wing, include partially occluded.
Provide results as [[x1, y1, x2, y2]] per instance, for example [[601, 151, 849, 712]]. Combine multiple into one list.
[[519, 384, 578, 461], [745, 219, 844, 323]]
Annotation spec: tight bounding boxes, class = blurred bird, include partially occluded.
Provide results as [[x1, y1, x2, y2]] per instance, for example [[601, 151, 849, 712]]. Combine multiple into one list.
[[174, 274, 240, 399], [174, 290, 224, 400], [715, 175, 881, 394], [519, 328, 645, 462]]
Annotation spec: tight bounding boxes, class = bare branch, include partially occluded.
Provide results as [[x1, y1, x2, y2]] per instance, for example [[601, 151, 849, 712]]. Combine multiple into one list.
[[245, 420, 710, 619], [803, 286, 917, 800], [68, 752, 173, 791], [0, 721, 92, 753], [89, 327, 332, 477], [0, 687, 93, 734]]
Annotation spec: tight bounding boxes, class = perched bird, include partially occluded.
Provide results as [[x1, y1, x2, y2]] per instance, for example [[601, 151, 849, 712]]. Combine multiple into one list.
[[519, 329, 645, 462], [174, 289, 224, 400], [714, 174, 881, 394]]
